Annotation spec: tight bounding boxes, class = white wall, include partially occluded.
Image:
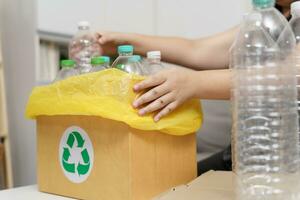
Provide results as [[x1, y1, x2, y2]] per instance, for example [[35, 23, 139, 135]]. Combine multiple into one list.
[[38, 0, 251, 36], [1, 0, 37, 186]]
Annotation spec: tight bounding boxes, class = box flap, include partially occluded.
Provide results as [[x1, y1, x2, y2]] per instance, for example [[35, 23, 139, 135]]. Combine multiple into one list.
[[153, 171, 236, 200]]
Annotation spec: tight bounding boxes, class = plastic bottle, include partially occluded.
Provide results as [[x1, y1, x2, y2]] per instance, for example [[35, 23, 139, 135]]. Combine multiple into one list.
[[54, 60, 79, 82], [144, 51, 164, 75], [231, 12, 299, 200], [69, 21, 101, 74], [90, 56, 110, 72], [111, 45, 143, 75]]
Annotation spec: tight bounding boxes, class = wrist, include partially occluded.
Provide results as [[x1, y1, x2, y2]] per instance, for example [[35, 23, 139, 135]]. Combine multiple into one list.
[[121, 33, 139, 45], [123, 33, 146, 55], [188, 70, 202, 99]]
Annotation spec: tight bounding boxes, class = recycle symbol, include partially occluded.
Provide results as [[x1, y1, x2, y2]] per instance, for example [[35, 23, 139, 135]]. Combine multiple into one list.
[[62, 131, 91, 176]]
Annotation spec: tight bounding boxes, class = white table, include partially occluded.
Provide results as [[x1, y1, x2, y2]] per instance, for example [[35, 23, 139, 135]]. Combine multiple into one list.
[[0, 185, 74, 200]]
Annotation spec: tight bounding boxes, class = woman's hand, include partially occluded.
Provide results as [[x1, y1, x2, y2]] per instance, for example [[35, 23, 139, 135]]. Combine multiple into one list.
[[133, 68, 197, 122], [96, 31, 131, 55]]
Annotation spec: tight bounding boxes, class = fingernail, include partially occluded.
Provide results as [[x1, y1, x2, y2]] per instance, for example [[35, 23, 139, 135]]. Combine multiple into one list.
[[139, 109, 145, 116], [133, 85, 139, 91], [154, 117, 160, 122], [133, 101, 138, 108]]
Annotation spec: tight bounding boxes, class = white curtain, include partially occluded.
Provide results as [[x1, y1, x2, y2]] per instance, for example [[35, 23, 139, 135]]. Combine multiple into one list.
[[0, 38, 7, 137], [37, 41, 60, 84]]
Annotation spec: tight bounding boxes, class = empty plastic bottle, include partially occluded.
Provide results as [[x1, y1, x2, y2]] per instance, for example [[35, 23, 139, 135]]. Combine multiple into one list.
[[231, 12, 299, 200], [69, 21, 101, 74], [54, 60, 79, 82], [112, 45, 143, 75], [144, 51, 164, 75], [90, 56, 110, 72]]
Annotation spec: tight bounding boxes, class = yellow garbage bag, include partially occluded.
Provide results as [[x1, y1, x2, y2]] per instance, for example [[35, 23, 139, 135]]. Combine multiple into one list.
[[25, 69, 202, 135]]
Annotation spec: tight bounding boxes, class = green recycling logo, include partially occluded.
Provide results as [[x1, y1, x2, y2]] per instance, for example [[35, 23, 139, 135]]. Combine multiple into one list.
[[59, 126, 94, 183]]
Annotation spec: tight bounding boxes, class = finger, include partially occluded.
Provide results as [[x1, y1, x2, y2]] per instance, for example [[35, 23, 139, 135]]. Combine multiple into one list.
[[133, 74, 165, 92], [97, 31, 112, 44], [94, 32, 101, 39], [133, 84, 169, 108], [154, 101, 179, 122], [137, 92, 174, 116], [98, 35, 109, 45]]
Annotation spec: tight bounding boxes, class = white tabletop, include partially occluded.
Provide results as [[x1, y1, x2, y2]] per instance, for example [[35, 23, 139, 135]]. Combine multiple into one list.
[[0, 185, 74, 200]]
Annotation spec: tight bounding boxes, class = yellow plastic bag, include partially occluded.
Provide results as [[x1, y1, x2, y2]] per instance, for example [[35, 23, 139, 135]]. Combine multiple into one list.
[[25, 69, 202, 135]]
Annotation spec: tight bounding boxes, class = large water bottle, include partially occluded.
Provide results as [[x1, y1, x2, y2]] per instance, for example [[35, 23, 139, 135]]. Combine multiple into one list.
[[54, 60, 79, 82], [90, 56, 110, 72], [144, 51, 164, 75], [231, 12, 299, 200], [112, 45, 143, 75], [69, 21, 101, 74]]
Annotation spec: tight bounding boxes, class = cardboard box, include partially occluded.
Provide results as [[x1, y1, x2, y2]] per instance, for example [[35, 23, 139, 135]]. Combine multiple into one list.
[[37, 115, 197, 200], [153, 171, 236, 200], [0, 141, 6, 189]]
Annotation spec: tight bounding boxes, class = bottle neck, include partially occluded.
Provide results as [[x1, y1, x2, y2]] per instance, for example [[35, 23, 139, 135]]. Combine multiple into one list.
[[253, 4, 273, 11], [62, 66, 74, 69], [92, 62, 108, 67], [78, 26, 90, 31], [119, 52, 133, 56]]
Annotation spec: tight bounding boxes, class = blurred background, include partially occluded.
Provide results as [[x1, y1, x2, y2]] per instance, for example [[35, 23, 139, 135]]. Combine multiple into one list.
[[0, 0, 250, 188]]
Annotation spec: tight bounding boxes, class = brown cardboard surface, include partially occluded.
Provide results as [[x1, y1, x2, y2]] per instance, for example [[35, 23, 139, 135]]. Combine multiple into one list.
[[153, 171, 236, 200], [37, 115, 196, 200], [0, 142, 6, 189]]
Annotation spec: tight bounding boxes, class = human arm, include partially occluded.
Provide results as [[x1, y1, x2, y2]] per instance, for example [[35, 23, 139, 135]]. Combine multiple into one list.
[[97, 27, 237, 70]]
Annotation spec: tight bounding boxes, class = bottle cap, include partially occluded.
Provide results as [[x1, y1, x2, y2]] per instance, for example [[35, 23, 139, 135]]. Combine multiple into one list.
[[77, 21, 90, 29], [252, 0, 275, 9], [91, 57, 105, 65], [91, 56, 110, 65], [101, 56, 110, 63], [147, 51, 161, 59], [291, 1, 300, 16], [118, 45, 133, 54], [61, 60, 75, 68]]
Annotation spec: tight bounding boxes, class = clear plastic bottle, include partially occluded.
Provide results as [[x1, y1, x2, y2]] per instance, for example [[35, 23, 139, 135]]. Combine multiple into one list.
[[144, 51, 164, 75], [111, 45, 143, 75], [90, 56, 110, 72], [231, 12, 299, 200], [54, 60, 79, 82], [68, 21, 101, 74]]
